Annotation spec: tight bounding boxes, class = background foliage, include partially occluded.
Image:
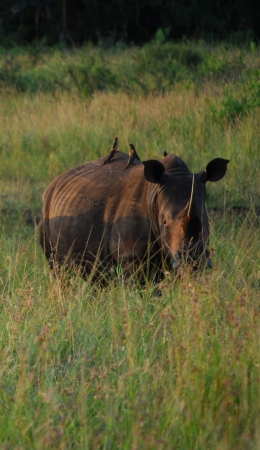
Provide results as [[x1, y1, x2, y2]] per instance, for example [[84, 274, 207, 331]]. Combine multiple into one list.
[[0, 0, 260, 46]]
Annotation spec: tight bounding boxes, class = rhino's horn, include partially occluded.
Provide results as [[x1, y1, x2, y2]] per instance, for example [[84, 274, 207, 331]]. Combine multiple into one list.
[[182, 174, 202, 235], [188, 174, 197, 218]]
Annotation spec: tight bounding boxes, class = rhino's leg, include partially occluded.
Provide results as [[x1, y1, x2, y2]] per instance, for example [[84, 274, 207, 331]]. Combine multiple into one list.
[[39, 217, 51, 260], [39, 217, 61, 276], [112, 255, 147, 285], [114, 238, 163, 283]]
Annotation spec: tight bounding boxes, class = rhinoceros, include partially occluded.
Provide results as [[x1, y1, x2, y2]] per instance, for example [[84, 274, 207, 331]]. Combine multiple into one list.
[[39, 151, 229, 281]]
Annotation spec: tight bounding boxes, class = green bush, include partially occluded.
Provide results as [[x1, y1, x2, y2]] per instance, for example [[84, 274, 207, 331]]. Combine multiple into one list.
[[208, 72, 260, 125]]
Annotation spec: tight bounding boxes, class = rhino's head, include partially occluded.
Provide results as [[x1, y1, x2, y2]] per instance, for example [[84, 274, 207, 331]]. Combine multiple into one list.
[[143, 155, 229, 271]]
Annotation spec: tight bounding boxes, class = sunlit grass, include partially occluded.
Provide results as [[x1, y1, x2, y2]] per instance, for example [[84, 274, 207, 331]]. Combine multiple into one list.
[[0, 87, 260, 214]]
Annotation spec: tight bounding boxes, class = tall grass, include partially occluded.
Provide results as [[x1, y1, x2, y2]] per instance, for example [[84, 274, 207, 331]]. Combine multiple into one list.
[[1, 212, 260, 448], [1, 41, 260, 448]]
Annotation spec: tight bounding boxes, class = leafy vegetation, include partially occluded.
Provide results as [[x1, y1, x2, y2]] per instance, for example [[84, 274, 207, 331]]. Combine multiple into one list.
[[1, 41, 260, 448], [0, 40, 259, 98]]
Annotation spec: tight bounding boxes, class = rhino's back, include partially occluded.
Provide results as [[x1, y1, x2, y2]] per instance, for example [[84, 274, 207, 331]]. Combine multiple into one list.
[[41, 152, 148, 263], [44, 152, 145, 216]]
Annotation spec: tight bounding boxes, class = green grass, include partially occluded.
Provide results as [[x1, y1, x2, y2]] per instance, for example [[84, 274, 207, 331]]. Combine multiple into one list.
[[1, 215, 260, 448], [1, 41, 260, 448]]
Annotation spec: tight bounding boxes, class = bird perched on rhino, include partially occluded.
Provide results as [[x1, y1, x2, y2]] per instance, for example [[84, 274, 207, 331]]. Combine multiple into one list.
[[163, 151, 168, 157], [124, 143, 141, 169], [103, 136, 118, 164]]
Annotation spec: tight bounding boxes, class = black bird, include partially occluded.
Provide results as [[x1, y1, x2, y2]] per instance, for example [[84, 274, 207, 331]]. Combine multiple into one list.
[[163, 151, 168, 157], [124, 144, 141, 169], [103, 136, 118, 164]]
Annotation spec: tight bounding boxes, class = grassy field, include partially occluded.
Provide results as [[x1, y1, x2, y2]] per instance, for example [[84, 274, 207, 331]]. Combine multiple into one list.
[[1, 41, 260, 449]]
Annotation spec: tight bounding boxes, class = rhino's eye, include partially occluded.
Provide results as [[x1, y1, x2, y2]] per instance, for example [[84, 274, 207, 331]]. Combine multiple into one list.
[[163, 218, 167, 225]]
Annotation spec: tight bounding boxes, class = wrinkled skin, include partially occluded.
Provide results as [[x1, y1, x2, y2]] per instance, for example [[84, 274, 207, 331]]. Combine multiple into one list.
[[39, 151, 229, 281]]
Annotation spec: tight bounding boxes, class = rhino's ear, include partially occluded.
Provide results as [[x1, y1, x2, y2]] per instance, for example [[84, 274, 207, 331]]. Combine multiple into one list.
[[143, 160, 166, 184], [198, 158, 229, 183]]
